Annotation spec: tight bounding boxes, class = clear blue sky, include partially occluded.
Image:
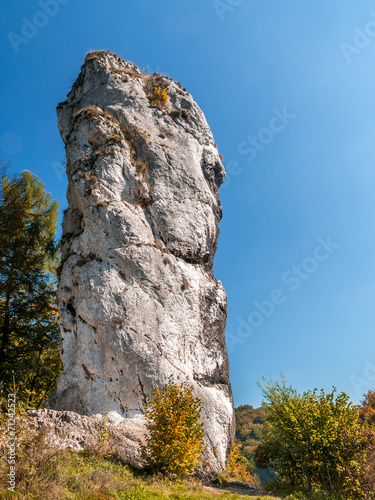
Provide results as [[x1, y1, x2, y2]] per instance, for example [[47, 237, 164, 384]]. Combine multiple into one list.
[[1, 0, 375, 408]]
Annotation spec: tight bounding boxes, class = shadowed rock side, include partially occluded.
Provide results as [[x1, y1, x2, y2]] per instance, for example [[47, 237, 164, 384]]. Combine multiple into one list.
[[46, 50, 235, 472]]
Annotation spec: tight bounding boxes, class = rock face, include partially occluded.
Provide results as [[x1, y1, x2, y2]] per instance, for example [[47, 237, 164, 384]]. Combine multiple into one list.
[[27, 409, 147, 469], [46, 50, 234, 471]]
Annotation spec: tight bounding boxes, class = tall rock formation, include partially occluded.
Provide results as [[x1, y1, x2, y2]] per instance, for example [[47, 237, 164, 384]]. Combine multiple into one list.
[[46, 50, 234, 471]]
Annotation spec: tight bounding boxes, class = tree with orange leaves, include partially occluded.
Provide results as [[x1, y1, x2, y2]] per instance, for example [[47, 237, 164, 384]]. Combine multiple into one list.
[[359, 390, 375, 428]]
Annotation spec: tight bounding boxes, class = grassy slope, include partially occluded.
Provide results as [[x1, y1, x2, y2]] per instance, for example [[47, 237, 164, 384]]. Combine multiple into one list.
[[0, 445, 279, 500], [0, 408, 344, 499]]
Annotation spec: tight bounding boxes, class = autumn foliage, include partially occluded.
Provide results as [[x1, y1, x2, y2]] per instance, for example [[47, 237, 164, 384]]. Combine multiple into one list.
[[141, 377, 204, 477], [226, 440, 254, 485], [359, 389, 375, 428], [150, 86, 168, 110]]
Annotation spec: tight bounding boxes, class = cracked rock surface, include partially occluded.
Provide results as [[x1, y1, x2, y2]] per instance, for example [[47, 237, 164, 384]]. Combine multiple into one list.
[[27, 409, 147, 469], [46, 50, 234, 472]]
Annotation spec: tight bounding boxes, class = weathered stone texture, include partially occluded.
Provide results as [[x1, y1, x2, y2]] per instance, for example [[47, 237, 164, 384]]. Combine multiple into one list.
[[46, 51, 234, 471]]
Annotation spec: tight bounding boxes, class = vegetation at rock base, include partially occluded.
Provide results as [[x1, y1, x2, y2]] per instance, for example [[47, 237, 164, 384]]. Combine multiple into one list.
[[0, 164, 61, 408], [141, 377, 204, 477], [0, 409, 278, 500], [222, 440, 255, 486]]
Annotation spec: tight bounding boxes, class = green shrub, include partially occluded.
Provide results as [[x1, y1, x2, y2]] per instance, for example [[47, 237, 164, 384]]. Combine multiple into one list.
[[258, 376, 375, 498]]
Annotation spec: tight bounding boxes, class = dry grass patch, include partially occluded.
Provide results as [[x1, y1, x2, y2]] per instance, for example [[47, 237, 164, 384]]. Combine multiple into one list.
[[73, 105, 119, 127], [85, 50, 113, 63], [135, 160, 148, 181], [170, 109, 191, 124], [154, 241, 164, 251]]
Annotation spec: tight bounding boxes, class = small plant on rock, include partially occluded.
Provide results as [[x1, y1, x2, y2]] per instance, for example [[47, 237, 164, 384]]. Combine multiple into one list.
[[150, 86, 168, 110]]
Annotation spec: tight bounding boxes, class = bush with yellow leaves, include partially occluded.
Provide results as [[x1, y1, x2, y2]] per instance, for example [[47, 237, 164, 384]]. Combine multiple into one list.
[[150, 86, 168, 110], [226, 440, 254, 485], [141, 377, 204, 477]]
